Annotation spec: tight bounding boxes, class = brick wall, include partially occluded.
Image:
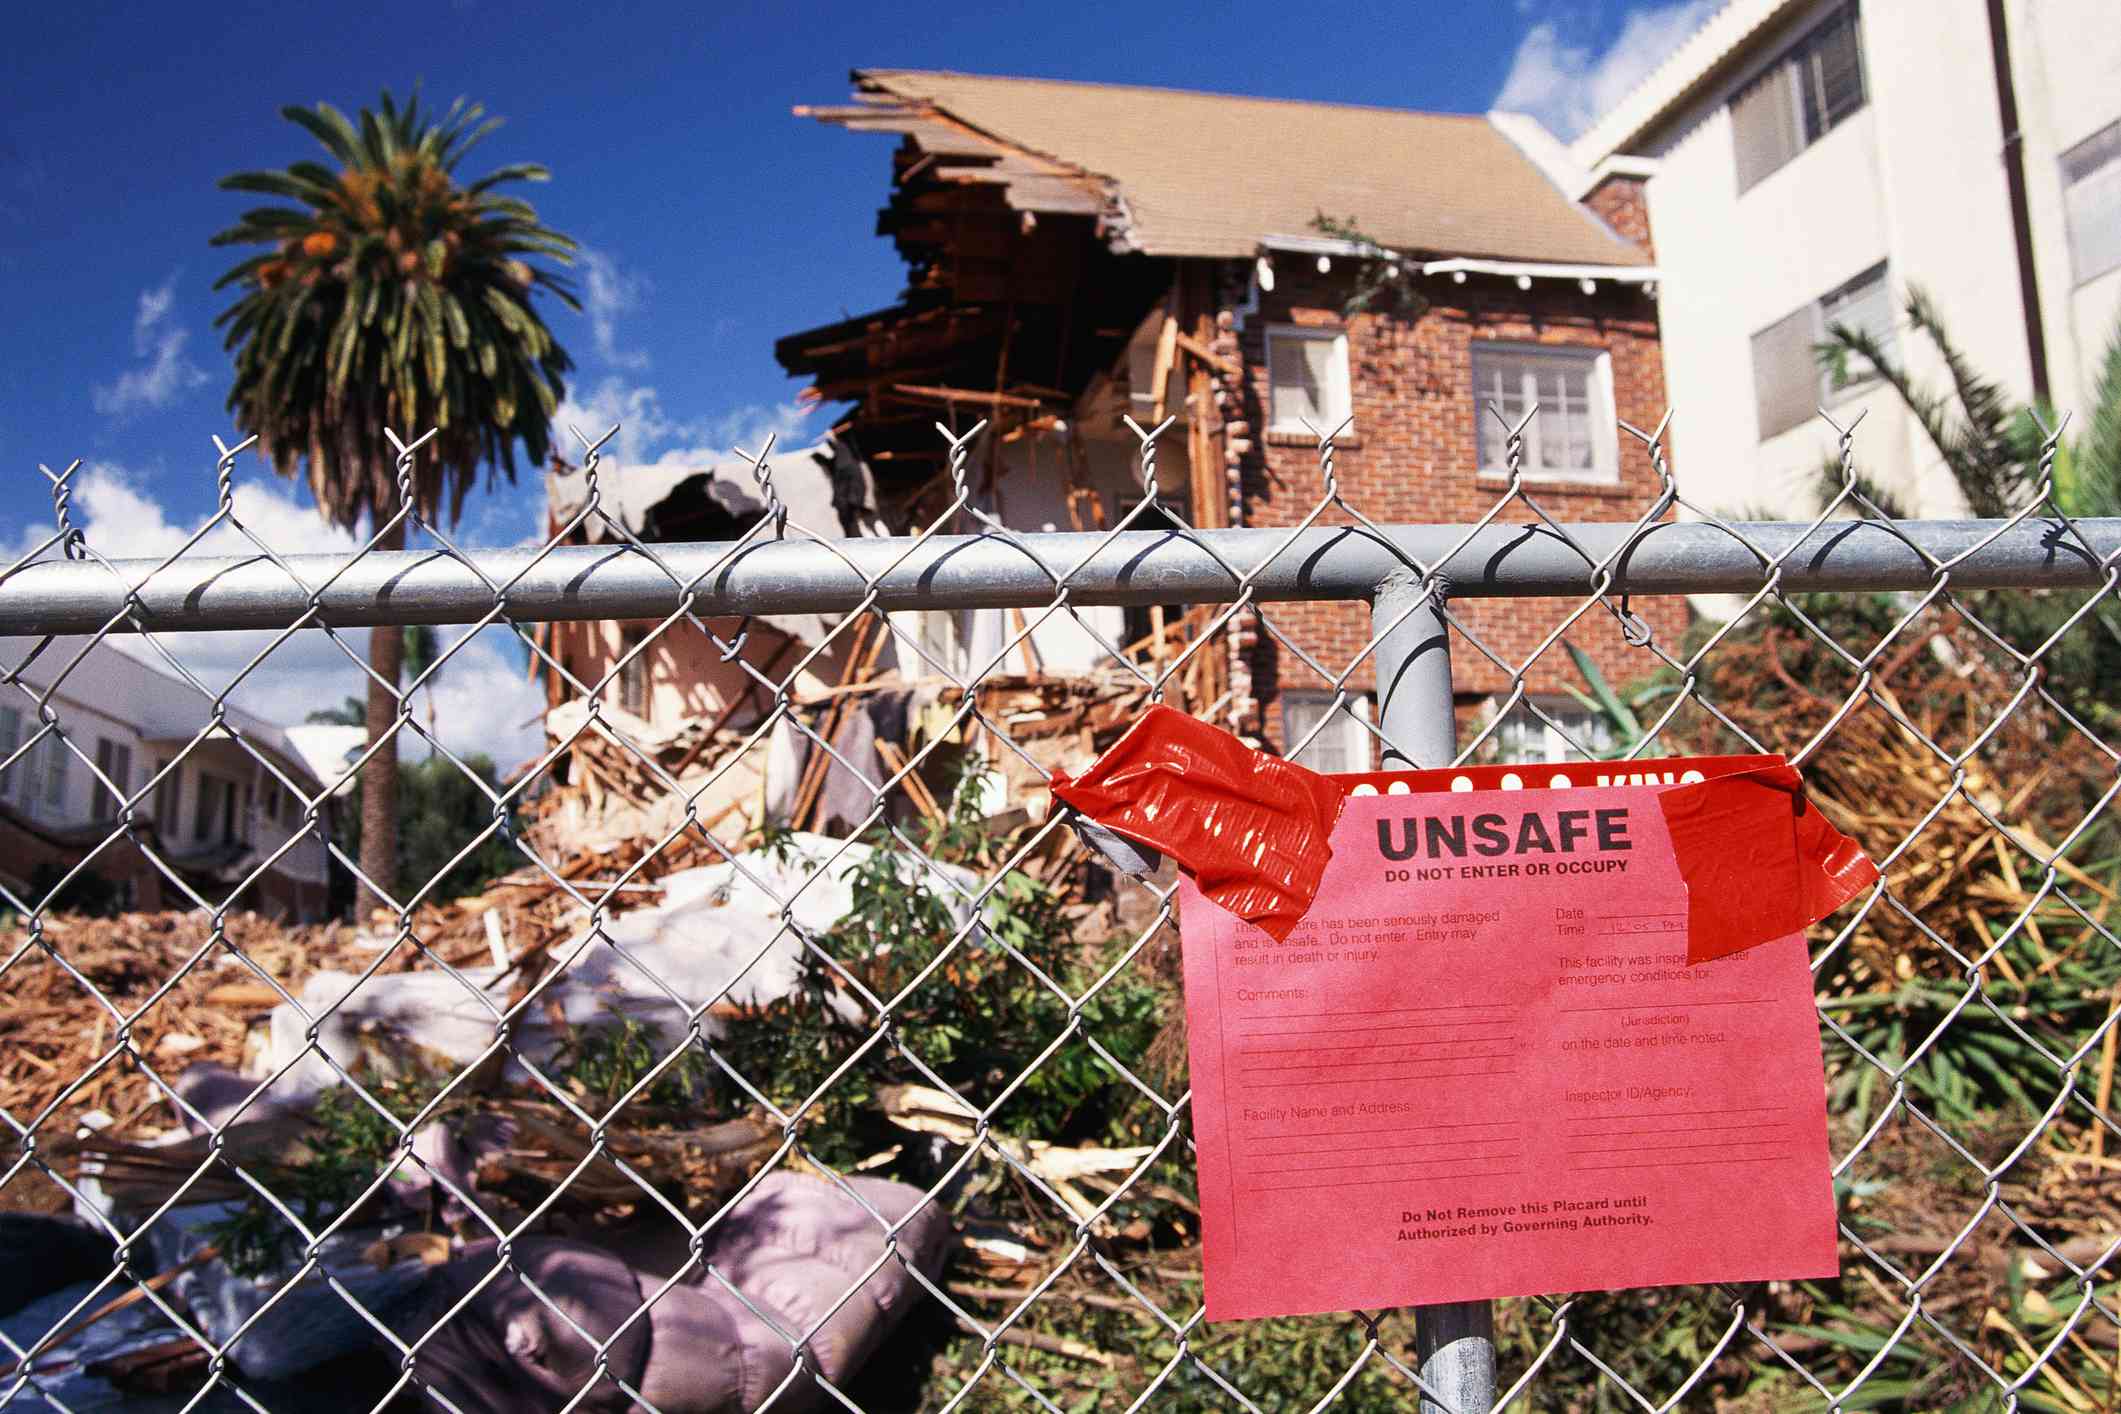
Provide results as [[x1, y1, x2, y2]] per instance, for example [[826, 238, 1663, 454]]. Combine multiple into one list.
[[1227, 261, 1687, 757], [1581, 171, 1655, 261]]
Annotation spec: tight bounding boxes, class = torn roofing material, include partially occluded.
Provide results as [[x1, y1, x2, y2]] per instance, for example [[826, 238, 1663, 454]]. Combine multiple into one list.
[[545, 439, 880, 545], [801, 68, 1648, 267]]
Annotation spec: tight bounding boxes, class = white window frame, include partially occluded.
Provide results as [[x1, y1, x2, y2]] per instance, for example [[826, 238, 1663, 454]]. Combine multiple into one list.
[[1471, 343, 1619, 485], [1487, 696, 1615, 765], [1280, 692, 1375, 775], [2062, 119, 2121, 287], [1752, 261, 1897, 442], [1264, 325, 1353, 437]]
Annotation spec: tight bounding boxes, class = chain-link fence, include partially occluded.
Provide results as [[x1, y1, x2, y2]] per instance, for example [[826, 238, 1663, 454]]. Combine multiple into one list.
[[2, 403, 2117, 1413]]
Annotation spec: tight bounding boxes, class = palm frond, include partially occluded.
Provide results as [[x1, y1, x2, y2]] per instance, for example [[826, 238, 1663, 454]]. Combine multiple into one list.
[[462, 163, 549, 195], [212, 88, 577, 531], [1809, 453, 1912, 520], [280, 105, 362, 166], [2062, 321, 2121, 519], [1902, 286, 2024, 515], [218, 170, 335, 204]]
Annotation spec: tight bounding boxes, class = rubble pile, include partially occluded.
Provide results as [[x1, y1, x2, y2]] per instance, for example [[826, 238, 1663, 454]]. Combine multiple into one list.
[[0, 663, 1195, 1405]]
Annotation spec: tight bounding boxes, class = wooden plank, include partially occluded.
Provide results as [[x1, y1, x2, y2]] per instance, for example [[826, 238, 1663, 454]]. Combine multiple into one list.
[[876, 740, 946, 824], [1174, 329, 1241, 378], [1147, 314, 1179, 424], [889, 383, 1049, 410], [788, 615, 887, 831], [1008, 605, 1044, 676]]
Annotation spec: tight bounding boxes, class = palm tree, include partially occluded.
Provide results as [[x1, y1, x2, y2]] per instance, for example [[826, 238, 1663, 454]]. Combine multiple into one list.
[[212, 90, 578, 914], [1816, 288, 2121, 727], [1815, 284, 2120, 519]]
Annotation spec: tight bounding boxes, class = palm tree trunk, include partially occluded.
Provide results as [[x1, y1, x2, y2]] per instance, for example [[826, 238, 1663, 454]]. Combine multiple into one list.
[[358, 516, 405, 920]]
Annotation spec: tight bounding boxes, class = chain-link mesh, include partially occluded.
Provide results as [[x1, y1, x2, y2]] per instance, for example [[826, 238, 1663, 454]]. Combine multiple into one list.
[[1, 398, 2116, 1413]]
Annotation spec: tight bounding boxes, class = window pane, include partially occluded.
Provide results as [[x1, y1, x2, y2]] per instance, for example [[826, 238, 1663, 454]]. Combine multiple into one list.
[[2064, 122, 2121, 285], [1731, 64, 1800, 192], [1282, 695, 1369, 774], [1472, 347, 1607, 478], [1801, 9, 1866, 141], [1734, 3, 1863, 190], [1495, 700, 1615, 764], [1474, 356, 1522, 467], [1819, 264, 1896, 400], [1270, 333, 1340, 428], [43, 739, 67, 809], [1752, 307, 1817, 440]]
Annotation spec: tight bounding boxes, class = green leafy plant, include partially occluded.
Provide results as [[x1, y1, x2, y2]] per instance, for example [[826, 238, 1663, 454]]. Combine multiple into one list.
[[1307, 213, 1430, 321], [208, 1071, 445, 1276], [327, 751, 521, 914], [1558, 642, 1682, 758], [552, 1017, 716, 1113], [1815, 291, 2121, 732], [714, 754, 1165, 1167]]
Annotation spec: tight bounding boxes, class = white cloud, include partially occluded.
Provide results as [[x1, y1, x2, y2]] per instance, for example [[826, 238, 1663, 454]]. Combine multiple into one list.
[[414, 625, 547, 771], [554, 375, 816, 470], [1495, 0, 1721, 140], [92, 276, 210, 417], [6, 464, 546, 772], [580, 248, 649, 370]]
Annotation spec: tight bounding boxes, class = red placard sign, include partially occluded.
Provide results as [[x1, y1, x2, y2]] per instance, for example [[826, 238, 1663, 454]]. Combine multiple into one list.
[[1179, 779, 1842, 1322]]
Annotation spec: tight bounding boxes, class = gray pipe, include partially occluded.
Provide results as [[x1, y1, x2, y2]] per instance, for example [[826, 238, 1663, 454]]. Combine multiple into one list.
[[1371, 570, 1497, 1414], [0, 517, 2111, 636]]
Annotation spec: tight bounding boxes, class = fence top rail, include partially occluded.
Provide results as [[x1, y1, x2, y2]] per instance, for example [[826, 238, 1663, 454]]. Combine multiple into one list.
[[0, 515, 2113, 636]]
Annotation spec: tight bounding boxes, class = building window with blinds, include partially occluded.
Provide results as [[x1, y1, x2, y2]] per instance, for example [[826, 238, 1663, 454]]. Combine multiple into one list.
[[1280, 692, 1374, 775], [2062, 120, 2121, 287], [1730, 2, 1867, 193], [1751, 262, 1896, 442], [1471, 344, 1617, 483], [1265, 326, 1352, 436]]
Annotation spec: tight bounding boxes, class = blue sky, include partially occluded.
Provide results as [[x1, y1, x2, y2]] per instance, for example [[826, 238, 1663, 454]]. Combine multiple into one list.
[[0, 0, 1716, 763]]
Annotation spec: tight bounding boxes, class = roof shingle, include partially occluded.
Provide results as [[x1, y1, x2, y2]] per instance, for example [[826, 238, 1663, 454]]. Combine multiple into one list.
[[847, 69, 1647, 267]]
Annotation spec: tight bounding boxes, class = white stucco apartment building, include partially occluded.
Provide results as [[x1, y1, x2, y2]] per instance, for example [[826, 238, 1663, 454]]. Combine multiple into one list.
[[0, 636, 336, 918], [1567, 0, 2121, 515]]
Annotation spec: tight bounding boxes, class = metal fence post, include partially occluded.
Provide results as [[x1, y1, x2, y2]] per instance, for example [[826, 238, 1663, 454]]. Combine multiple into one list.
[[1372, 566, 1495, 1414]]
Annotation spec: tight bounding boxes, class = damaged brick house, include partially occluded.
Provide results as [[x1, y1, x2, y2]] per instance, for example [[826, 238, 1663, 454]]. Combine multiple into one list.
[[775, 70, 1689, 769]]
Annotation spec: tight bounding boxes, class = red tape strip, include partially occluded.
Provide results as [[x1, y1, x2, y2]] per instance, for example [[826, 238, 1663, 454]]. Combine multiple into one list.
[[1657, 763, 1878, 963], [1054, 708, 1876, 961], [1049, 705, 1343, 942]]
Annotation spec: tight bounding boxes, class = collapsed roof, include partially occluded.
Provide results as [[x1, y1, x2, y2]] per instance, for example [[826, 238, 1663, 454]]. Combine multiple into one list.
[[815, 69, 1649, 266], [779, 70, 1648, 474], [545, 439, 882, 545]]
